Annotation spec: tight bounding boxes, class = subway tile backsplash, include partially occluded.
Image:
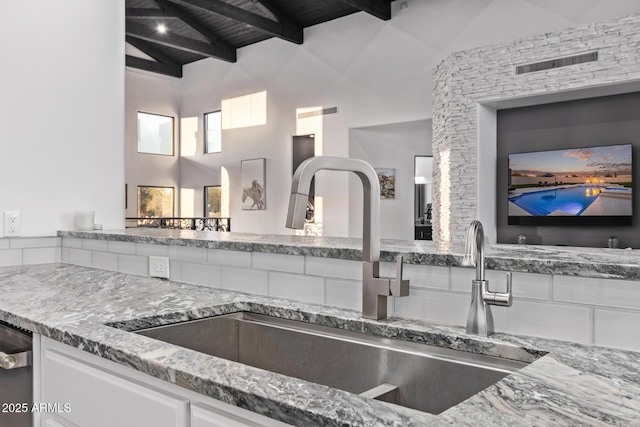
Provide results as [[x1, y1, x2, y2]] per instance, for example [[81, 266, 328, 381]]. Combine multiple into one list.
[[1, 236, 639, 351]]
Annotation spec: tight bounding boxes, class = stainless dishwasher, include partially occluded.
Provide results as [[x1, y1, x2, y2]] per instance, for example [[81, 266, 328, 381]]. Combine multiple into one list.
[[0, 321, 33, 427]]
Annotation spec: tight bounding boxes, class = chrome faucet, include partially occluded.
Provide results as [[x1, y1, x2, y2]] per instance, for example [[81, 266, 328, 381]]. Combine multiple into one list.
[[286, 156, 409, 320], [462, 220, 512, 336]]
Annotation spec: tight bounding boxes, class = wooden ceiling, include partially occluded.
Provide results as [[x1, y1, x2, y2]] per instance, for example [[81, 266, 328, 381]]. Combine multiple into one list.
[[126, 0, 395, 78]]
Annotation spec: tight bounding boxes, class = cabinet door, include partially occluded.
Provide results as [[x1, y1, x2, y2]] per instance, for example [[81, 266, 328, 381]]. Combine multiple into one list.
[[191, 403, 289, 427], [42, 350, 188, 427]]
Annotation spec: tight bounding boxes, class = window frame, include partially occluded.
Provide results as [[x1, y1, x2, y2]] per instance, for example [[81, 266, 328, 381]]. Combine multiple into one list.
[[137, 185, 175, 218], [204, 110, 222, 154], [137, 111, 175, 156], [204, 185, 222, 217]]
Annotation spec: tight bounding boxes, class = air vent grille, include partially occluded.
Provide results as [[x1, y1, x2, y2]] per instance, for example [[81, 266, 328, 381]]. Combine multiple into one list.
[[297, 107, 338, 119], [516, 52, 598, 75]]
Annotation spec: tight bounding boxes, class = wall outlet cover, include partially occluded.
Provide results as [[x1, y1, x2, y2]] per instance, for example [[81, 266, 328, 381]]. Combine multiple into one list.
[[149, 256, 170, 279], [3, 211, 21, 237]]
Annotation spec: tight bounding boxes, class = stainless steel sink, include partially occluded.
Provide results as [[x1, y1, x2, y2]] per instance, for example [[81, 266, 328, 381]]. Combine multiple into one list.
[[134, 312, 529, 415]]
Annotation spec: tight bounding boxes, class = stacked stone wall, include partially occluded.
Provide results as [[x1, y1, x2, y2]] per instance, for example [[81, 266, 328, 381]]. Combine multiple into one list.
[[432, 14, 640, 247]]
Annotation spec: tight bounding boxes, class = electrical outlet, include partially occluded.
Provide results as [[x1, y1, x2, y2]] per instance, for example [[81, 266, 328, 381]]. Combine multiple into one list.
[[3, 211, 21, 237], [149, 256, 170, 279]]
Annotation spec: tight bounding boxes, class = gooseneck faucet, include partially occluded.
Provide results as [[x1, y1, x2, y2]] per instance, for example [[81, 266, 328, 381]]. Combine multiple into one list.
[[286, 156, 409, 320], [462, 220, 512, 336]]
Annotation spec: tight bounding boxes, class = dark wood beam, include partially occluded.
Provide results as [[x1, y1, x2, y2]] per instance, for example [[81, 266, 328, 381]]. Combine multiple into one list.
[[338, 0, 391, 20], [251, 0, 299, 29], [153, 0, 235, 54], [126, 8, 179, 18], [125, 21, 236, 62], [172, 0, 303, 44], [126, 55, 183, 78], [126, 36, 181, 67]]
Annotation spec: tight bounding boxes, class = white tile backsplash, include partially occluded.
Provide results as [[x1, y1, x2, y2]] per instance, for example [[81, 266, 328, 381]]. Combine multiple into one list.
[[82, 239, 108, 251], [91, 251, 118, 271], [394, 288, 469, 326], [451, 268, 552, 300], [553, 275, 640, 310], [594, 308, 640, 351], [136, 243, 170, 257], [379, 263, 450, 290], [68, 248, 92, 267], [62, 237, 83, 248], [117, 254, 148, 276], [0, 249, 22, 266], [253, 253, 305, 274], [13, 235, 640, 350], [220, 266, 268, 295], [169, 246, 206, 263], [11, 237, 60, 249], [107, 240, 136, 255], [207, 249, 251, 267], [268, 272, 324, 304], [450, 267, 476, 292], [325, 279, 361, 311], [23, 247, 61, 265], [0, 240, 9, 250], [177, 262, 221, 288], [305, 256, 361, 280], [493, 300, 592, 344]]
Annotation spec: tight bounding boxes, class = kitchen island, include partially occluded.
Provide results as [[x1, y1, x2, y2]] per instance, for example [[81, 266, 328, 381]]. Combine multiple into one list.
[[59, 228, 640, 280], [0, 261, 639, 426]]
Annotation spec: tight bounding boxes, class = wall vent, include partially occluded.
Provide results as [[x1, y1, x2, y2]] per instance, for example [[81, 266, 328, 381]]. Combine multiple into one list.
[[516, 52, 598, 75], [297, 107, 338, 119]]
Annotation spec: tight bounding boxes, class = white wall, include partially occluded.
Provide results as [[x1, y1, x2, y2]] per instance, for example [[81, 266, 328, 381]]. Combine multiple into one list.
[[349, 120, 432, 241], [0, 1, 125, 236], [125, 70, 181, 218], [129, 0, 640, 238]]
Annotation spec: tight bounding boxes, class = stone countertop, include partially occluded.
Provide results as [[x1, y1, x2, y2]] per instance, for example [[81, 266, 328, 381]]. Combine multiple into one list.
[[59, 229, 640, 280], [2, 263, 639, 426]]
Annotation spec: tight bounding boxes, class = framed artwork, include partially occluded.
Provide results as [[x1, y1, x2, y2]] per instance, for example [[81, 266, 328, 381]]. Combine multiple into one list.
[[241, 158, 266, 210], [375, 168, 396, 200]]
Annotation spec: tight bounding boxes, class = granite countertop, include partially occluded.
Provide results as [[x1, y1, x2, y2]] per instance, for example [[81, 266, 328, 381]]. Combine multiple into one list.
[[60, 229, 640, 280], [1, 263, 639, 426]]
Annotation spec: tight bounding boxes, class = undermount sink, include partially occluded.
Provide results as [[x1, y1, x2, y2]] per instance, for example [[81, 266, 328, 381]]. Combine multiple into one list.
[[133, 312, 529, 415]]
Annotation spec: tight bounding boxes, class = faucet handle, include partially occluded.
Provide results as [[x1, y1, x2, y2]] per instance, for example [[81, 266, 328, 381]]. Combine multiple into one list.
[[483, 272, 513, 307], [390, 256, 410, 297]]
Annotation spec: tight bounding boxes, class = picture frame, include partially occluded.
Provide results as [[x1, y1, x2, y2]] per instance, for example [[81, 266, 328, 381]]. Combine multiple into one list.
[[241, 158, 266, 210], [375, 168, 396, 200]]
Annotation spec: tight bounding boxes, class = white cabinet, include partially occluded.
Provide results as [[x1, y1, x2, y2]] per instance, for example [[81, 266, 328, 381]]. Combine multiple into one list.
[[41, 350, 188, 427], [191, 402, 289, 427], [39, 337, 292, 427]]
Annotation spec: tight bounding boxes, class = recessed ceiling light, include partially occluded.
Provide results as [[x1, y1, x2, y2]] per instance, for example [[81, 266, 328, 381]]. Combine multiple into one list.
[[157, 23, 167, 34]]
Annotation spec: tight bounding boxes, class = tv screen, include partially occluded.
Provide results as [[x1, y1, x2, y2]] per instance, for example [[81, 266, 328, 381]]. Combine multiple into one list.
[[508, 144, 633, 226]]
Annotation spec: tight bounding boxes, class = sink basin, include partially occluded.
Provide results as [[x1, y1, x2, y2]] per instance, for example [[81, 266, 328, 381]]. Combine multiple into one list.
[[133, 312, 529, 415]]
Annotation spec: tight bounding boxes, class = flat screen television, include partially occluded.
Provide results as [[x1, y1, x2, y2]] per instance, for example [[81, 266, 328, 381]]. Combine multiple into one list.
[[508, 144, 633, 226]]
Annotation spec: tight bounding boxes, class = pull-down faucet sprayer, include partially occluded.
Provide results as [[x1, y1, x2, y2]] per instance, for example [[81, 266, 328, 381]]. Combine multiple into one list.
[[286, 156, 409, 320]]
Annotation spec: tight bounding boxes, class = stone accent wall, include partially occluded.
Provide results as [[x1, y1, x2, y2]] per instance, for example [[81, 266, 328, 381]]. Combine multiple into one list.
[[432, 13, 640, 248]]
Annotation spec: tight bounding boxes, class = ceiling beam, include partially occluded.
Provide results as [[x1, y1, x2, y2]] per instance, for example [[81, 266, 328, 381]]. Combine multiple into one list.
[[126, 55, 183, 78], [126, 36, 182, 67], [172, 0, 303, 44], [152, 0, 235, 54], [125, 21, 236, 62], [251, 0, 299, 29], [126, 8, 179, 18], [338, 0, 391, 20]]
